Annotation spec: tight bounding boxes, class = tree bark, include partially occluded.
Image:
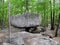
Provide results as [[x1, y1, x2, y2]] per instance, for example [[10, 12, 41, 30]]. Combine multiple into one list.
[[8, 0, 11, 43], [25, 0, 29, 12], [55, 13, 60, 37], [50, 0, 53, 30], [50, 0, 55, 30], [1, 0, 4, 29], [43, 1, 46, 27]]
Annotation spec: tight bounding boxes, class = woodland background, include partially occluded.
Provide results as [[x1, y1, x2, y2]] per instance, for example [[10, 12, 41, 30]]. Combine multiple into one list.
[[0, 0, 60, 30]]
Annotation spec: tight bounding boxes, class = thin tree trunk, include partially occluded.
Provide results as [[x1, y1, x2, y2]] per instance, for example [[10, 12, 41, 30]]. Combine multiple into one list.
[[50, 0, 55, 30], [8, 0, 11, 30], [55, 0, 60, 37], [0, 0, 2, 29], [44, 1, 46, 27], [25, 0, 29, 12], [52, 0, 55, 30], [46, 11, 48, 27], [50, 0, 53, 30], [8, 0, 11, 43], [55, 13, 60, 37], [1, 0, 4, 29]]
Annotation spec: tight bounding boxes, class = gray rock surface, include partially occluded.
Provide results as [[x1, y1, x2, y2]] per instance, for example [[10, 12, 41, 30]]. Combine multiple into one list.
[[24, 36, 60, 45], [4, 31, 37, 45], [3, 31, 60, 45], [3, 43, 13, 45], [10, 12, 41, 28]]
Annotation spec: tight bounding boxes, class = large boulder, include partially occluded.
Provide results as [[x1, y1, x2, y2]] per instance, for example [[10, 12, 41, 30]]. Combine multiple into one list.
[[3, 31, 43, 45], [3, 31, 60, 45], [10, 12, 41, 28], [24, 36, 60, 45]]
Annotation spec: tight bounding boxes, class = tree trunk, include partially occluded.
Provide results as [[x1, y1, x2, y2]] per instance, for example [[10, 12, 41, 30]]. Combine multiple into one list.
[[55, 13, 60, 37], [1, 0, 4, 29], [50, 0, 55, 30], [50, 0, 53, 30], [8, 0, 11, 43], [44, 1, 46, 27], [0, 0, 2, 29], [25, 0, 29, 12]]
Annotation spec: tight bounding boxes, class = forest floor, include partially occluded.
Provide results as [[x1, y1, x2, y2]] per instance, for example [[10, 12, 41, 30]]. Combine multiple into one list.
[[0, 27, 60, 44]]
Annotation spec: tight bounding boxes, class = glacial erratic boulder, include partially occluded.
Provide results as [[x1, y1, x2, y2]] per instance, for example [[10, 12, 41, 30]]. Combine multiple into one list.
[[10, 12, 41, 28]]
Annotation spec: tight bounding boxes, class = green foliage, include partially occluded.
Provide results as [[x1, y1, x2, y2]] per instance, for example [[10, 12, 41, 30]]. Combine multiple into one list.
[[0, 0, 60, 27]]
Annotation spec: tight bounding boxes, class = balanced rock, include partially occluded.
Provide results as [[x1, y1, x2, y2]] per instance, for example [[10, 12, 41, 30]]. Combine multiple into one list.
[[10, 12, 41, 28]]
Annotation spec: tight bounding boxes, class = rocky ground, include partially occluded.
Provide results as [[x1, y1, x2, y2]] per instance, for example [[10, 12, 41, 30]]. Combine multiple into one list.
[[0, 27, 60, 45]]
